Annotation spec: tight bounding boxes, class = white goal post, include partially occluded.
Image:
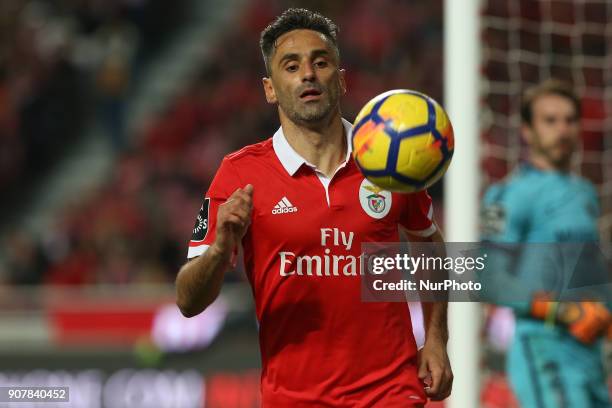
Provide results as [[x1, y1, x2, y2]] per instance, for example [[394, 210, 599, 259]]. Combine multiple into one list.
[[444, 0, 482, 407]]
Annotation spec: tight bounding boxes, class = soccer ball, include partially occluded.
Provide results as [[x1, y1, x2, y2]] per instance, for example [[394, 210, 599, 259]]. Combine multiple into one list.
[[351, 89, 454, 193]]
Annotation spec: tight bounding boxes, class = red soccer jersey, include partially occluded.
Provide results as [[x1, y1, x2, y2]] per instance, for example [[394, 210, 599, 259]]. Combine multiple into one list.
[[188, 119, 436, 407]]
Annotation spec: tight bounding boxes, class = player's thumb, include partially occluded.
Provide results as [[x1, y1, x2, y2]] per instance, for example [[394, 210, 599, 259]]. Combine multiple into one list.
[[418, 366, 429, 382], [419, 361, 429, 380], [244, 184, 254, 196], [417, 355, 429, 381]]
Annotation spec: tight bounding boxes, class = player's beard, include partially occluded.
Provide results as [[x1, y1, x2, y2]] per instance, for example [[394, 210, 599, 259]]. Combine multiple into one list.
[[532, 133, 576, 169], [278, 81, 341, 126]]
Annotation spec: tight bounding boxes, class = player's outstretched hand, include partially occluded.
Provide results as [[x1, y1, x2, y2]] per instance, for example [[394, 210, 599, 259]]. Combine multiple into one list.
[[418, 339, 453, 401], [558, 301, 611, 344], [531, 292, 611, 343], [213, 184, 253, 256]]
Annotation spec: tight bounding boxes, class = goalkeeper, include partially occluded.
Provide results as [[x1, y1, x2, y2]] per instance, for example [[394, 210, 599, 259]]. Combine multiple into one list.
[[481, 79, 611, 408]]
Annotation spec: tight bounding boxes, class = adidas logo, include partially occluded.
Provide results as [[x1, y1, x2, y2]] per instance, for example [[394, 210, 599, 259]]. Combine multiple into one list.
[[272, 197, 298, 215]]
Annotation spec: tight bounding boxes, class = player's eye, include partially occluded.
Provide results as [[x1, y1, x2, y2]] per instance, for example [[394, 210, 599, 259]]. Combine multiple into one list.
[[286, 64, 298, 72], [314, 60, 328, 68]]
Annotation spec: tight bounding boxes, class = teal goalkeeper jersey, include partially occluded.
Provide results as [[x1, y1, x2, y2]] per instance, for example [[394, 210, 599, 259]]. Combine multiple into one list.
[[482, 165, 612, 408], [481, 164, 603, 328], [481, 164, 599, 244]]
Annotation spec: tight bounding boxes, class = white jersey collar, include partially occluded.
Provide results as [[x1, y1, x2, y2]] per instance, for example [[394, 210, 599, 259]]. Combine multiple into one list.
[[272, 118, 353, 176]]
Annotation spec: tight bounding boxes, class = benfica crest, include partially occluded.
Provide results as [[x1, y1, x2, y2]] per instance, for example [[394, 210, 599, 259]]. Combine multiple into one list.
[[367, 192, 386, 213], [359, 179, 392, 219]]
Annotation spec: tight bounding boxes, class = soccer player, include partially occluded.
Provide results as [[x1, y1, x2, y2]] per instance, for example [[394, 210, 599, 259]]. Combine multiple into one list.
[[481, 79, 611, 408], [176, 8, 452, 407]]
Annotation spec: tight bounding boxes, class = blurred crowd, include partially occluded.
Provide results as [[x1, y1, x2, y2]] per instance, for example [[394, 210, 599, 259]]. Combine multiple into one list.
[[1, 0, 445, 285], [0, 0, 188, 207], [0, 0, 89, 200], [0, 0, 187, 285]]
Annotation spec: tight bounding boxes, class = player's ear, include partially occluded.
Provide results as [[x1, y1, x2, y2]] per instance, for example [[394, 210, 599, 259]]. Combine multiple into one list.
[[262, 77, 278, 104], [338, 68, 347, 95]]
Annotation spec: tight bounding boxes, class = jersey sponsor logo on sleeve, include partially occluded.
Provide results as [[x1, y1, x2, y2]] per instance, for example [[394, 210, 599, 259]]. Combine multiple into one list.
[[480, 204, 506, 236], [359, 179, 392, 219], [191, 198, 210, 242], [272, 197, 298, 214]]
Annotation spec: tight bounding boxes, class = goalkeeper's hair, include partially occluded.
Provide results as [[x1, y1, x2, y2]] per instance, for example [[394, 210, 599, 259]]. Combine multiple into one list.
[[521, 79, 581, 126], [260, 8, 339, 75]]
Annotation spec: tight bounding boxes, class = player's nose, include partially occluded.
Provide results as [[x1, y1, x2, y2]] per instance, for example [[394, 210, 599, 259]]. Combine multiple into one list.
[[300, 64, 316, 82]]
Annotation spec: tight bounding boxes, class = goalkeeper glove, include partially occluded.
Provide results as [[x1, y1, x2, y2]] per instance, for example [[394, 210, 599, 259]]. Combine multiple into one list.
[[530, 293, 612, 344]]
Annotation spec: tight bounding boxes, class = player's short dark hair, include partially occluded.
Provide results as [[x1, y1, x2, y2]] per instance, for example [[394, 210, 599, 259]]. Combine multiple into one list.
[[520, 79, 581, 125], [259, 8, 339, 75]]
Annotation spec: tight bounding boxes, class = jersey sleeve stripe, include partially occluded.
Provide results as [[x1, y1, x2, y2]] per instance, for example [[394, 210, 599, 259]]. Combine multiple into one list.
[[187, 244, 209, 259], [404, 223, 437, 237]]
